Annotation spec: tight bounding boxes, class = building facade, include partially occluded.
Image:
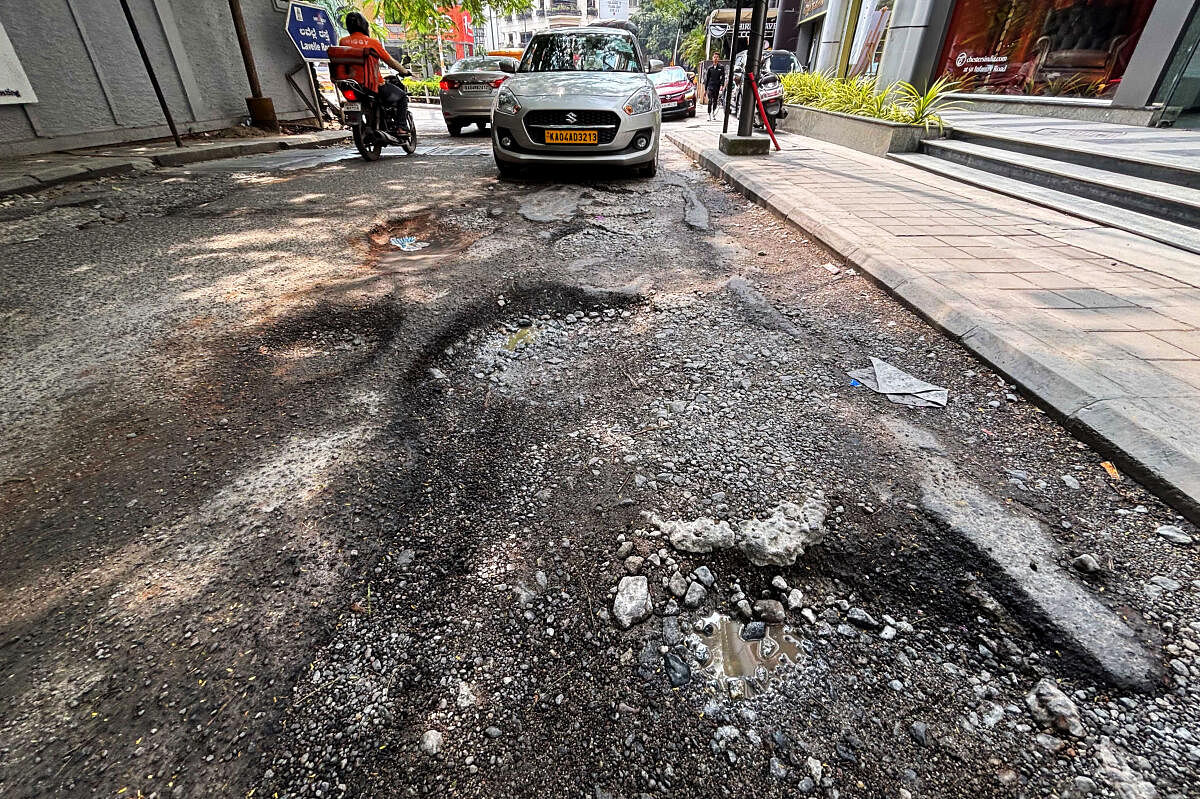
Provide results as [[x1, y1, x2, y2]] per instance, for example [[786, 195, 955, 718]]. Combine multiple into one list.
[[770, 0, 1200, 127], [0, 1, 326, 157], [482, 0, 640, 51]]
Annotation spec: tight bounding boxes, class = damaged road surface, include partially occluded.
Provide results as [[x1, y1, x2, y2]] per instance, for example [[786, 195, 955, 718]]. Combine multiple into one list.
[[1, 124, 1198, 799]]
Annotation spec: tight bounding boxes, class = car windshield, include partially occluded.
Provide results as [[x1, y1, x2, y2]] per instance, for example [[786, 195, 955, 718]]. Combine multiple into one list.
[[651, 66, 688, 85], [449, 57, 508, 73], [520, 32, 641, 73], [767, 52, 799, 73]]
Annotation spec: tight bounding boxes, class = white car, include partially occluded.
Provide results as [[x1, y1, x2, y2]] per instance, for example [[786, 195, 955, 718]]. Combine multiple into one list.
[[491, 25, 662, 178]]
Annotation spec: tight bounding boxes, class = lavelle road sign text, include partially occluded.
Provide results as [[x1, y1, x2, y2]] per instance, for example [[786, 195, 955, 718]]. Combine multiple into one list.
[[285, 0, 336, 61]]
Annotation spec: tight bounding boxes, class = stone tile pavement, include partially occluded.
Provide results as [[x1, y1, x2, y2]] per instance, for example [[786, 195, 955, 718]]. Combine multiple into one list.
[[666, 119, 1200, 524], [0, 130, 350, 195]]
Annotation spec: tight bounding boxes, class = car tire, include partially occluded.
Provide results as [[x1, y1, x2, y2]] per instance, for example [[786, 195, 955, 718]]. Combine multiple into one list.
[[495, 156, 518, 179], [637, 158, 657, 179], [447, 122, 463, 136], [688, 106, 696, 118]]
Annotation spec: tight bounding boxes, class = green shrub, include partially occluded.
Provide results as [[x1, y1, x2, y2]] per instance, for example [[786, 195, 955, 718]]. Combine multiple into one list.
[[779, 72, 964, 129], [402, 76, 442, 94]]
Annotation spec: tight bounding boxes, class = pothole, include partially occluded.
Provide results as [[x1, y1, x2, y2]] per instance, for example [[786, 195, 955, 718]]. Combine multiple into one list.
[[694, 612, 804, 699], [367, 212, 479, 264]]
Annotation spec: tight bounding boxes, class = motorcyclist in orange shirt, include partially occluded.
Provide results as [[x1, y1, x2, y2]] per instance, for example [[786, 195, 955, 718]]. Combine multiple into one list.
[[340, 12, 413, 132]]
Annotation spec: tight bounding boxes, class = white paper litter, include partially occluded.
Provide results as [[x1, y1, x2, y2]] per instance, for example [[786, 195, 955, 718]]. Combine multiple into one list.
[[847, 357, 948, 408]]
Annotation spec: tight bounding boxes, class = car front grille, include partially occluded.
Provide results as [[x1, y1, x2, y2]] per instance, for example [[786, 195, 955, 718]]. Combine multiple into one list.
[[524, 109, 620, 144]]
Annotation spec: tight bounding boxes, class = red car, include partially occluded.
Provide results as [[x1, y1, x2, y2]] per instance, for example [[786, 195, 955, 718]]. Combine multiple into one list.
[[651, 65, 696, 119]]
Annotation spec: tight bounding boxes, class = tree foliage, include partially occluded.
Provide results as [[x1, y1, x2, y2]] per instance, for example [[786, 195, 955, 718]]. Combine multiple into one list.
[[631, 0, 723, 66], [679, 24, 706, 67], [322, 0, 531, 37]]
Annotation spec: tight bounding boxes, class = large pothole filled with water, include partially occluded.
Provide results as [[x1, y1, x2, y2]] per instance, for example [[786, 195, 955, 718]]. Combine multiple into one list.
[[693, 613, 804, 699]]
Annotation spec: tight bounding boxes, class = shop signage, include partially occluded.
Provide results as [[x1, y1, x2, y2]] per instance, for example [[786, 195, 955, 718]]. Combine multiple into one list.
[[953, 51, 1010, 77], [0, 22, 36, 105], [799, 0, 828, 22], [736, 17, 777, 37], [708, 23, 729, 38], [598, 0, 631, 20]]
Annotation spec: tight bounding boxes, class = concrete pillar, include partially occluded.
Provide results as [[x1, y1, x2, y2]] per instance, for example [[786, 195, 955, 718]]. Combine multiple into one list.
[[1112, 0, 1200, 109], [812, 0, 850, 73], [794, 23, 814, 65], [875, 0, 953, 88], [773, 0, 801, 51]]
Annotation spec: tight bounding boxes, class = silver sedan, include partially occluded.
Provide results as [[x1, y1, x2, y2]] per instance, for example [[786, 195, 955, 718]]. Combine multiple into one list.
[[438, 56, 519, 136], [491, 26, 662, 178]]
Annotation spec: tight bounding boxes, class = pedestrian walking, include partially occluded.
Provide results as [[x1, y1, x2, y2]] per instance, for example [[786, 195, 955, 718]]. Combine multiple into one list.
[[704, 53, 725, 121]]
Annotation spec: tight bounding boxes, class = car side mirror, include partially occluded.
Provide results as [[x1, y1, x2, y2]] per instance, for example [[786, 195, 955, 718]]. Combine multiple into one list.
[[499, 60, 516, 73], [648, 59, 664, 74]]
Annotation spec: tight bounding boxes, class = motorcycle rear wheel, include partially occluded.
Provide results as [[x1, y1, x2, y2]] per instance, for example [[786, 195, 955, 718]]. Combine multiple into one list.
[[401, 112, 417, 155], [352, 125, 382, 161]]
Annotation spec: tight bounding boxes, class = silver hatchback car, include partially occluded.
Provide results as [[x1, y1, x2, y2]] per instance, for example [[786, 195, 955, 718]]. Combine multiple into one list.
[[439, 55, 519, 136], [491, 26, 662, 178]]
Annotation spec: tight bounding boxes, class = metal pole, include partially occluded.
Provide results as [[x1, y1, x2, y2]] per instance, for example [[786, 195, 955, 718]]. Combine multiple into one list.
[[227, 0, 278, 129], [118, 0, 183, 147], [737, 0, 768, 138], [722, 2, 742, 135], [228, 0, 263, 97]]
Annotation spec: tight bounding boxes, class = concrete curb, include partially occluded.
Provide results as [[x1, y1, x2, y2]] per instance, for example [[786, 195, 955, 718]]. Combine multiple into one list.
[[668, 130, 1200, 527], [0, 130, 353, 196]]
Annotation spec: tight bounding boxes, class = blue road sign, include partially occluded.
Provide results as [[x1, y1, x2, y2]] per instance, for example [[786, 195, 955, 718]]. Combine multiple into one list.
[[284, 1, 336, 61]]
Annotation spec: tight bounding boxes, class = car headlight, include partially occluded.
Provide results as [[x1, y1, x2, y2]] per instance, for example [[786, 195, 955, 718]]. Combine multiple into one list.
[[495, 86, 521, 115], [685, 89, 696, 99], [623, 87, 656, 116]]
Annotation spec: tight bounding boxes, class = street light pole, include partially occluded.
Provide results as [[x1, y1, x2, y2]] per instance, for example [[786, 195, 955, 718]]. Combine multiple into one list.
[[118, 0, 184, 147], [737, 0, 768, 138], [721, 0, 742, 135], [227, 0, 278, 130]]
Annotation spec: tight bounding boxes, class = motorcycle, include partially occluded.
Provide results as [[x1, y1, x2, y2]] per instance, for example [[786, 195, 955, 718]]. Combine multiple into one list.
[[728, 69, 788, 131], [754, 72, 788, 131], [336, 74, 417, 162]]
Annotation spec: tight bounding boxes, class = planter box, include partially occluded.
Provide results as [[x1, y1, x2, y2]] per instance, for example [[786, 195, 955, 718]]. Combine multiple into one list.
[[778, 104, 935, 156]]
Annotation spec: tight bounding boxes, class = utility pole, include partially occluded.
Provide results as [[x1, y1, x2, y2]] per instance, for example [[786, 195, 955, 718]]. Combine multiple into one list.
[[227, 0, 279, 130], [736, 0, 767, 138], [721, 0, 742, 135], [672, 28, 680, 66], [118, 0, 184, 147], [435, 14, 448, 74]]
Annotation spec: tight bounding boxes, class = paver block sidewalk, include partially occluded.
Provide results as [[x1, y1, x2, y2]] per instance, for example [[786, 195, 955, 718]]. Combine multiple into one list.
[[668, 124, 1200, 525], [0, 130, 351, 195]]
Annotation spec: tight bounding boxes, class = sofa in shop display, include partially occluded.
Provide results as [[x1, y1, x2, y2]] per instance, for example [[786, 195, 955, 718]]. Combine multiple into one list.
[[1031, 1, 1139, 86]]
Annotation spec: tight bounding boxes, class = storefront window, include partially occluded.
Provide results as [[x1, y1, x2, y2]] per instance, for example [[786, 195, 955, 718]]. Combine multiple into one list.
[[936, 0, 1156, 99], [846, 0, 893, 78]]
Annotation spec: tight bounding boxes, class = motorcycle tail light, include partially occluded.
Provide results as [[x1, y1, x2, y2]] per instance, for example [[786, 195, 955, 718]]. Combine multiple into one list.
[[342, 89, 357, 101]]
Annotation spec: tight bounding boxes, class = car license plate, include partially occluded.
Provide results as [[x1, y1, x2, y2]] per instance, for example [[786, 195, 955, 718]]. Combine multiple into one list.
[[545, 129, 598, 145], [461, 83, 490, 93], [662, 101, 678, 108], [342, 102, 361, 112]]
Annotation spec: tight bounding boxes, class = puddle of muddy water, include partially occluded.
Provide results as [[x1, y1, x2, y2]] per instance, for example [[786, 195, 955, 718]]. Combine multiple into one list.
[[698, 613, 803, 698]]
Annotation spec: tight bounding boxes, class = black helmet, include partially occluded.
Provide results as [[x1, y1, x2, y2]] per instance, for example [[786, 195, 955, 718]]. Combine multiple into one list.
[[344, 12, 370, 35]]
